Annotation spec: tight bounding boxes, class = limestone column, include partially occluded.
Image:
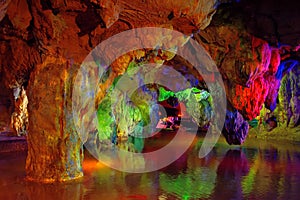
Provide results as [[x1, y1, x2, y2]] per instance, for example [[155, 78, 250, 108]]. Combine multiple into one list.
[[26, 57, 83, 182]]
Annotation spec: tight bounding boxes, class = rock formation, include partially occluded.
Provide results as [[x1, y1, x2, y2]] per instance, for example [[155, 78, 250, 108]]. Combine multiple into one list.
[[10, 86, 28, 136], [273, 63, 300, 128]]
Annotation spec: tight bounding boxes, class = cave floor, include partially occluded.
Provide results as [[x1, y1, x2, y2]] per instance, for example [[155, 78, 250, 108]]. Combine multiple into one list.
[[0, 133, 300, 200], [0, 135, 26, 142], [0, 133, 27, 153]]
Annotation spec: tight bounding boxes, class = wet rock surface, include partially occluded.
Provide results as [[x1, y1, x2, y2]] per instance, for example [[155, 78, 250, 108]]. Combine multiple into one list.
[[223, 109, 249, 145]]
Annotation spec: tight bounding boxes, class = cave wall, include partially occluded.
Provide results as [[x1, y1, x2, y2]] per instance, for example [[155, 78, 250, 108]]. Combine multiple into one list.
[[0, 72, 13, 133], [0, 0, 217, 182], [274, 64, 300, 127]]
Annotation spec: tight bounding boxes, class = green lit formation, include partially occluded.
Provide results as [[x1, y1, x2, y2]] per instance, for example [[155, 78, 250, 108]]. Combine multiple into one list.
[[158, 87, 213, 127], [96, 91, 114, 140], [96, 62, 213, 152]]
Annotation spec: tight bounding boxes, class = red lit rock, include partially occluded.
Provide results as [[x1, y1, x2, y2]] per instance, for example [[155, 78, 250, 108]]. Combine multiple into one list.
[[195, 9, 284, 120], [0, 0, 10, 22], [225, 77, 269, 120]]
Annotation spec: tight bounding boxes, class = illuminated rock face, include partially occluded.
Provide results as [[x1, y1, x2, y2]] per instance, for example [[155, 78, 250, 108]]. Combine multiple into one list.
[[275, 64, 300, 127], [10, 87, 28, 136], [223, 110, 249, 145], [26, 58, 83, 182], [0, 0, 300, 181], [196, 11, 282, 120], [0, 0, 217, 181]]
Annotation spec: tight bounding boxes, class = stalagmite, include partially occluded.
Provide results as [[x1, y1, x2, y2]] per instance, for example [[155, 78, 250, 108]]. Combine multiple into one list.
[[10, 87, 28, 136]]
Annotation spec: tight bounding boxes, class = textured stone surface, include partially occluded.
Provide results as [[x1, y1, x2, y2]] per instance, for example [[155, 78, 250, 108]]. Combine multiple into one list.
[[223, 109, 249, 145], [0, 0, 217, 181], [0, 74, 13, 132], [0, 0, 10, 22], [10, 87, 28, 136], [6, 0, 31, 30], [195, 8, 283, 120], [275, 64, 300, 127], [197, 27, 272, 87], [26, 57, 83, 182]]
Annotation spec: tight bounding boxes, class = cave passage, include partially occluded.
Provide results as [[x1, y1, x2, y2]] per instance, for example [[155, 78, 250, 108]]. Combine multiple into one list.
[[0, 1, 299, 197], [89, 61, 214, 159]]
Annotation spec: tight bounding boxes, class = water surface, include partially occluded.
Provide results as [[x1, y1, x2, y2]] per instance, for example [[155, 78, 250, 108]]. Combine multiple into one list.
[[0, 134, 300, 200]]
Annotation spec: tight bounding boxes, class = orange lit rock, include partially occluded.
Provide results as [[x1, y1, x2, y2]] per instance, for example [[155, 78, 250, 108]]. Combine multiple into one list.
[[10, 87, 28, 136], [6, 0, 31, 30], [0, 0, 217, 182], [0, 39, 41, 88], [97, 0, 121, 28], [26, 57, 83, 182]]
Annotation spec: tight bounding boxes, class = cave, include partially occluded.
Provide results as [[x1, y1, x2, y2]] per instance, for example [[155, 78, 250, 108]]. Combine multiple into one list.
[[0, 0, 299, 199]]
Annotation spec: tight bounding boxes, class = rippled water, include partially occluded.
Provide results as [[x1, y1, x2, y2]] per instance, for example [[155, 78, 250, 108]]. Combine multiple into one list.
[[1, 133, 300, 200]]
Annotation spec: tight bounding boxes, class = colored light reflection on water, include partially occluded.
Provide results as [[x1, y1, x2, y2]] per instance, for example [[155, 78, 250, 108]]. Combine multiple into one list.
[[1, 134, 300, 200]]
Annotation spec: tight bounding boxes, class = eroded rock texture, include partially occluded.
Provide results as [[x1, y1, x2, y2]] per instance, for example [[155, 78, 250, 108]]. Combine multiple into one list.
[[0, 0, 300, 181], [0, 73, 13, 132], [10, 86, 28, 136], [26, 57, 83, 182], [223, 109, 249, 145], [0, 0, 217, 181], [276, 64, 300, 127], [195, 6, 283, 120]]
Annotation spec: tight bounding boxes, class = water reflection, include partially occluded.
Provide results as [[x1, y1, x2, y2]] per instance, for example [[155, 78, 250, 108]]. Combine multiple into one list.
[[212, 150, 249, 199], [0, 138, 300, 199], [25, 182, 85, 200], [240, 141, 300, 200]]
